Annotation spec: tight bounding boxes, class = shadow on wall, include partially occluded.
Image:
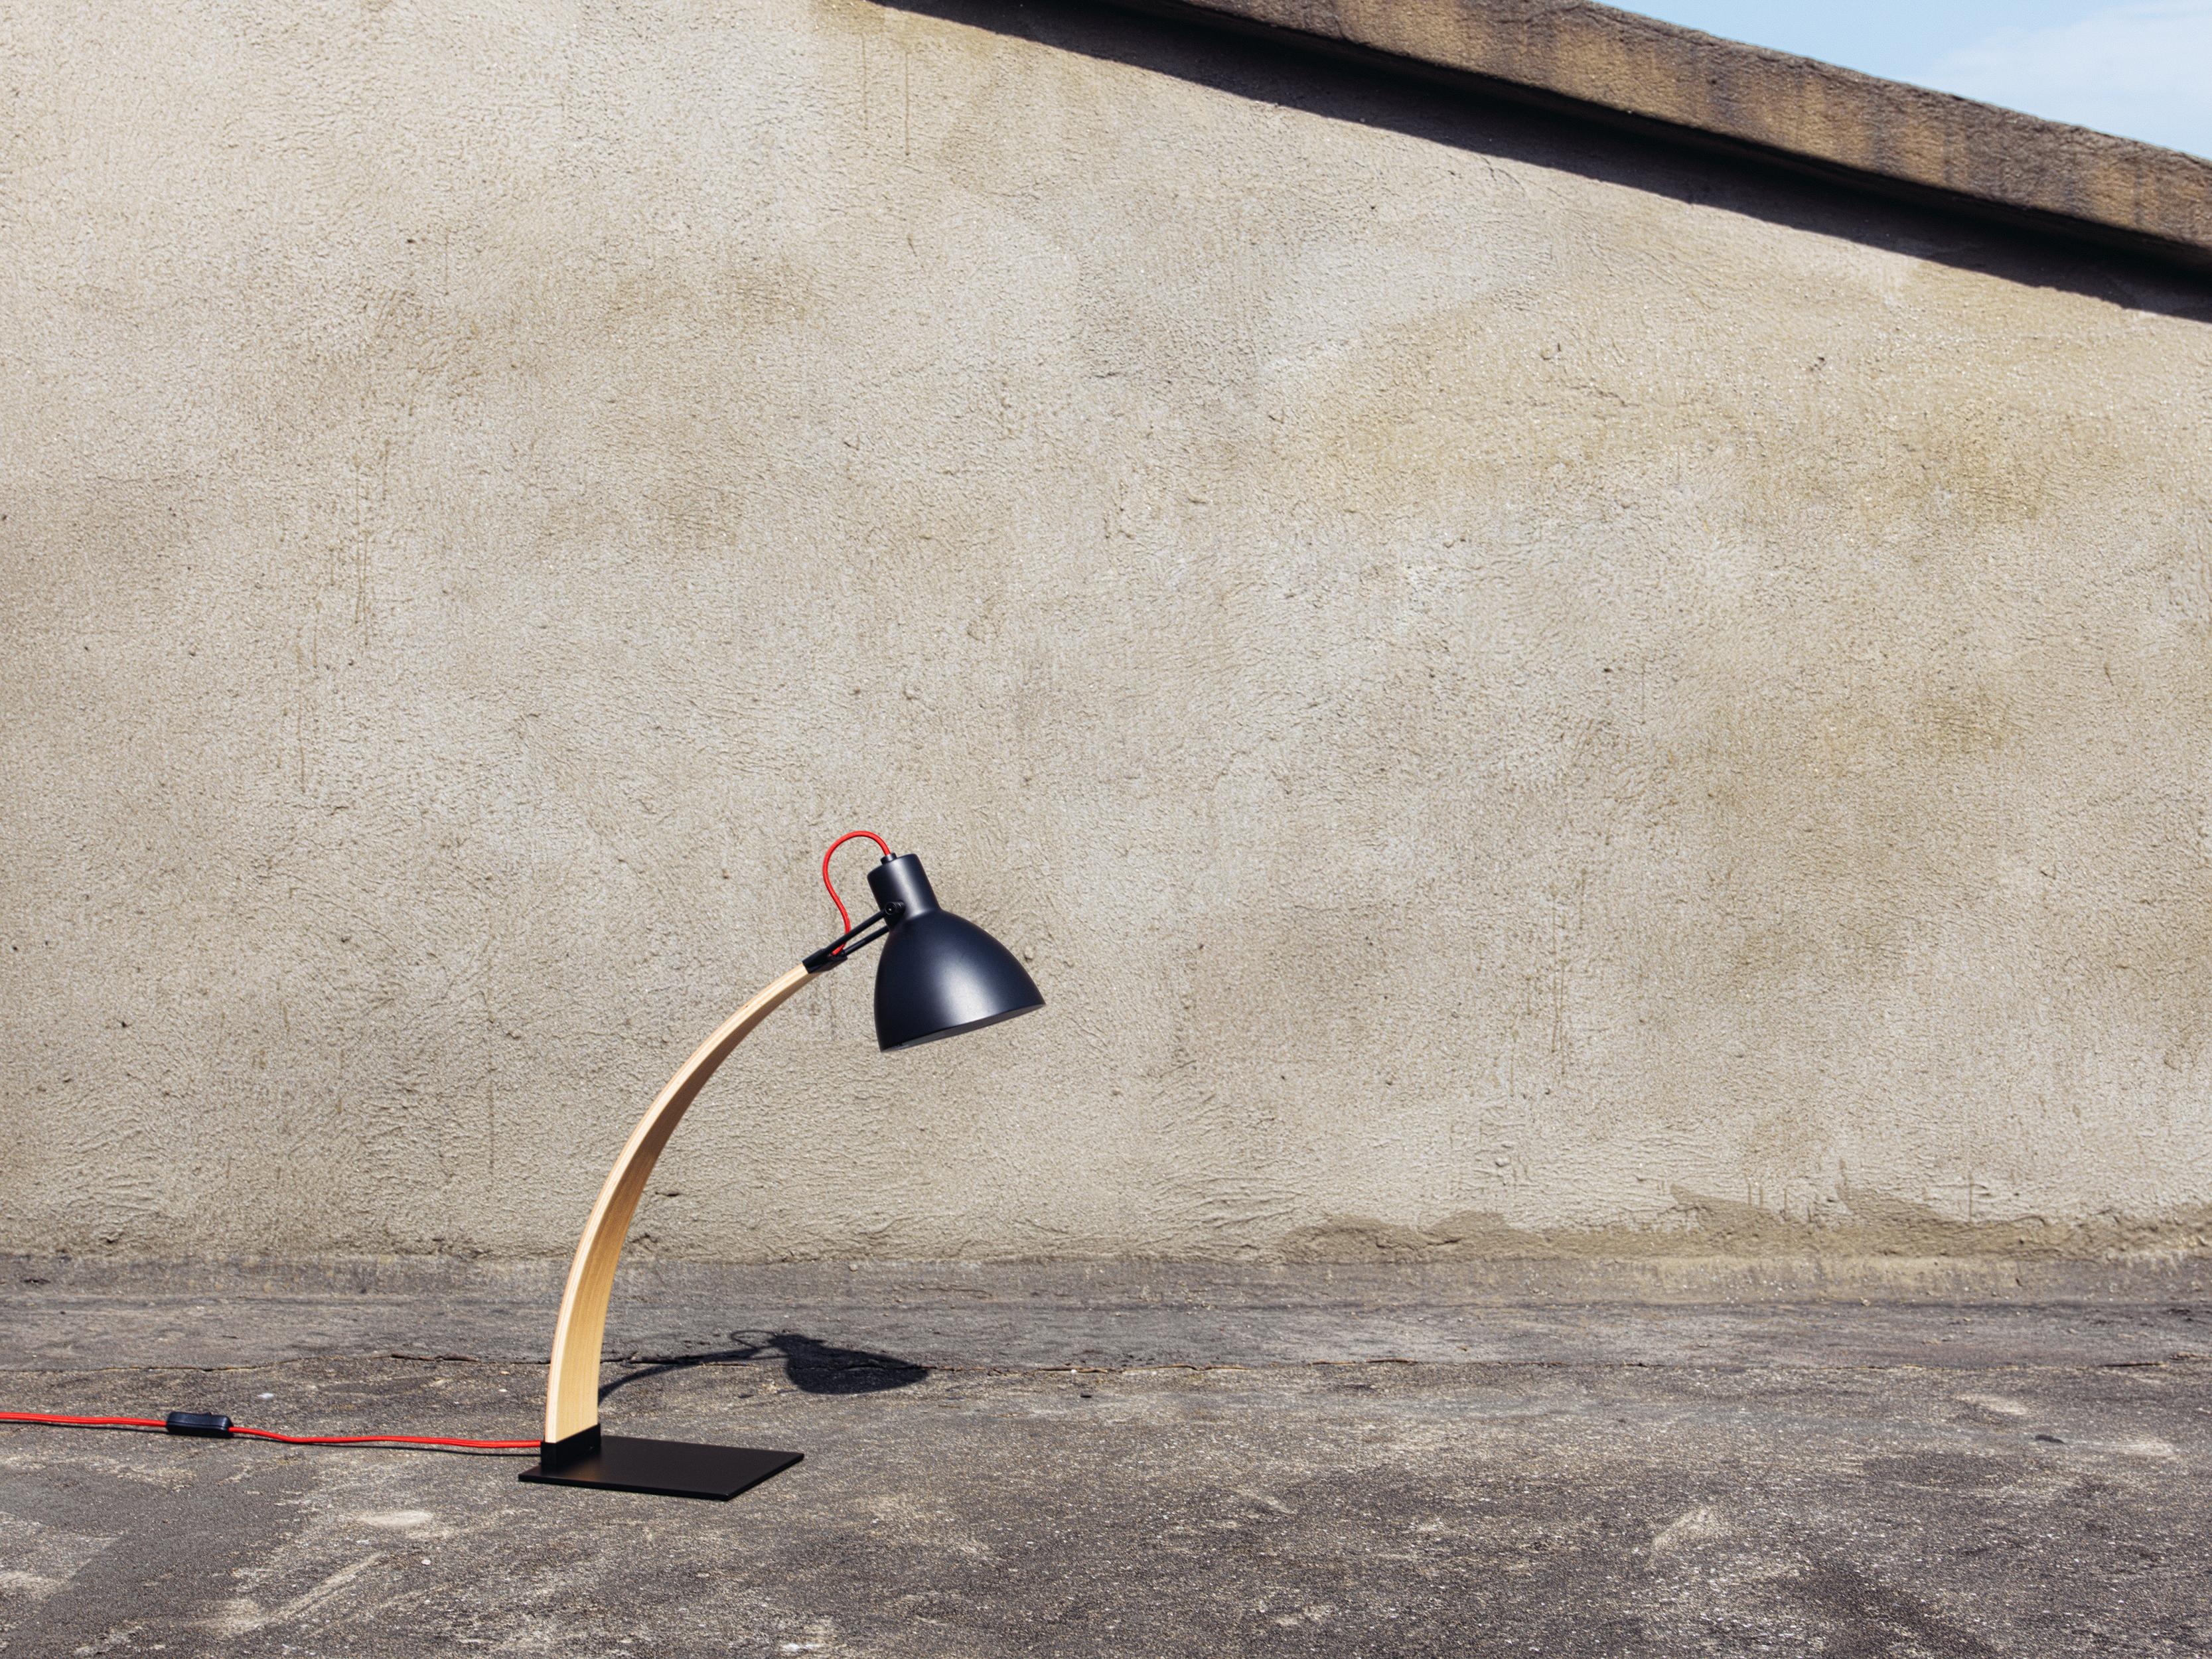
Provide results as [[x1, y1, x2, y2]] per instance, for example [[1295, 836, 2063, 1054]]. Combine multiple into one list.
[[878, 0, 2212, 320], [597, 1332, 931, 1402]]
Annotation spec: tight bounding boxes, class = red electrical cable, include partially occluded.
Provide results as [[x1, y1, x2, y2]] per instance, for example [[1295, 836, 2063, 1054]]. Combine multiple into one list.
[[820, 829, 893, 934], [0, 1411, 165, 1432], [0, 1409, 536, 1455], [230, 1427, 538, 1451]]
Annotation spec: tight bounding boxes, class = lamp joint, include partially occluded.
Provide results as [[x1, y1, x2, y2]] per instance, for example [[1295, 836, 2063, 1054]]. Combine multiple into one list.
[[803, 902, 903, 972]]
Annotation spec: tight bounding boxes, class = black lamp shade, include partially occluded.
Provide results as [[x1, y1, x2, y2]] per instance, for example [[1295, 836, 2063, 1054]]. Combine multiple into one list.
[[866, 854, 1045, 1051]]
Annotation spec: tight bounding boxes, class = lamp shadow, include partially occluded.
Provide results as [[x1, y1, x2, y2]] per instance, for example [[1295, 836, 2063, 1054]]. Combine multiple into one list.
[[876, 0, 2212, 320], [597, 1331, 931, 1402]]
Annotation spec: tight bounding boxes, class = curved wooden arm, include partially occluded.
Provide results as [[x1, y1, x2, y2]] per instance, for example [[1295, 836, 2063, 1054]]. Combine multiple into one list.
[[542, 962, 816, 1444]]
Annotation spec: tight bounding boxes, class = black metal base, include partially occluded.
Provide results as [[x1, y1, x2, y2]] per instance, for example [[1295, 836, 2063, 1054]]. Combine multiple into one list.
[[518, 1427, 802, 1501]]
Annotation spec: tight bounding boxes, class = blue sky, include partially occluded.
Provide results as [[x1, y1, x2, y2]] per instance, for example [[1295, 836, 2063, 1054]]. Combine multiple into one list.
[[1621, 2, 2212, 159]]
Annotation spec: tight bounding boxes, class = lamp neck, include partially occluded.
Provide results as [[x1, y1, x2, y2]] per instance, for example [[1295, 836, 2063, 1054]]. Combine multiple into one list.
[[867, 853, 941, 918], [802, 852, 943, 974]]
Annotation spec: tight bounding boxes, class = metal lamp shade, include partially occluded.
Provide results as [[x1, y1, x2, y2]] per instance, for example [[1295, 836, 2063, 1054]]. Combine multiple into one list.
[[865, 854, 1045, 1051]]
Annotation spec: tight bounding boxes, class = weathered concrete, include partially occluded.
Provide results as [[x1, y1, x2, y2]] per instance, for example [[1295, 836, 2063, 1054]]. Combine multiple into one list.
[[9, 1254, 2212, 1374], [1, 1273, 2209, 1655], [5, 0, 2212, 1266], [1130, 0, 2212, 269]]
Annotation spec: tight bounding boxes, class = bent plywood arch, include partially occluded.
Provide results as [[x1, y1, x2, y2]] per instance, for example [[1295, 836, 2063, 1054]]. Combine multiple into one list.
[[543, 962, 815, 1445]]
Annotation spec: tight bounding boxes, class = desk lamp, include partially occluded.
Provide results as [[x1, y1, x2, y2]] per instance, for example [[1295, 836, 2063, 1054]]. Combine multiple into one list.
[[519, 832, 1044, 1500]]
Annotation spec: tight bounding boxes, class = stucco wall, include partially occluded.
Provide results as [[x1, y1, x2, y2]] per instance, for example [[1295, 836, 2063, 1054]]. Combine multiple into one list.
[[5, 0, 2211, 1265]]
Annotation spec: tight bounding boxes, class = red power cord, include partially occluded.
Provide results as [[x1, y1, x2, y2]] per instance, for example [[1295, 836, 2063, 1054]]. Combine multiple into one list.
[[232, 1427, 536, 1451], [820, 829, 893, 933], [0, 1409, 537, 1456]]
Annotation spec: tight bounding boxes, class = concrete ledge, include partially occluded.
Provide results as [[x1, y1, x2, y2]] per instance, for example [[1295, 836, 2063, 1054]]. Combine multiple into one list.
[[12, 1250, 2212, 1305], [8, 1254, 2207, 1374], [1112, 0, 2212, 272]]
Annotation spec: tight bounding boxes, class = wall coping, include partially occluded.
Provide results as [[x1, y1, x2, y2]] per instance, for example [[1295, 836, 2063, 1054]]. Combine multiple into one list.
[[1117, 0, 2212, 273]]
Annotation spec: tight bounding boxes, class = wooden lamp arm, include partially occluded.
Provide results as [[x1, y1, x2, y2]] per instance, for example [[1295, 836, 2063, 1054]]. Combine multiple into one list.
[[541, 962, 816, 1447]]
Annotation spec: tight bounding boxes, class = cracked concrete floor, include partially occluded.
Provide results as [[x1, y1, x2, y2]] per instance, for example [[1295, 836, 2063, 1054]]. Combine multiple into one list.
[[2, 1267, 2210, 1656]]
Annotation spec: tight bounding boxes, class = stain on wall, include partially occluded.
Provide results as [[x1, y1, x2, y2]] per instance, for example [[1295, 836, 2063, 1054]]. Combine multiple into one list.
[[3, 0, 2209, 1263]]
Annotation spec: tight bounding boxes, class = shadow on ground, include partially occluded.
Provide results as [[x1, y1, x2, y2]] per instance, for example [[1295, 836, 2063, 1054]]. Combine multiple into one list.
[[598, 1331, 931, 1401]]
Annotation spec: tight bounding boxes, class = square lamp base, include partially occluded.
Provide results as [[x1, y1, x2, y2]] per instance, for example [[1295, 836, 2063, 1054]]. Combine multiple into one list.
[[519, 1429, 802, 1501]]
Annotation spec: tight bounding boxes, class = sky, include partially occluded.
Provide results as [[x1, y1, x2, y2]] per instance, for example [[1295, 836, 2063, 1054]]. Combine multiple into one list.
[[1619, 1, 2212, 159]]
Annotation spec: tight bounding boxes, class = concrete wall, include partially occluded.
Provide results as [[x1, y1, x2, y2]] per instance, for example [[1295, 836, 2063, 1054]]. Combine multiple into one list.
[[6, 0, 2211, 1265]]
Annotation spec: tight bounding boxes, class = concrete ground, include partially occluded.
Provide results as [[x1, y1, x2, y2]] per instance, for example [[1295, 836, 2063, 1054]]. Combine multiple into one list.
[[3, 1258, 2209, 1657]]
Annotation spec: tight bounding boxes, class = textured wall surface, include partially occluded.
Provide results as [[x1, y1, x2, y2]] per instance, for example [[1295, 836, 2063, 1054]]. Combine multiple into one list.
[[5, 0, 2211, 1264]]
